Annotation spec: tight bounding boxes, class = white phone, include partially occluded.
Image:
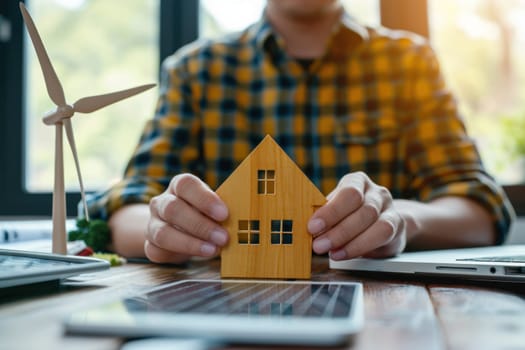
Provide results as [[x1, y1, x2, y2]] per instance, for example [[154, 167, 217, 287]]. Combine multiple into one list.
[[65, 279, 364, 347]]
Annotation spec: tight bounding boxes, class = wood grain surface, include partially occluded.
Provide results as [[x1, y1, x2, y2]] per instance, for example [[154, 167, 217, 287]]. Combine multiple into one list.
[[1, 256, 524, 350]]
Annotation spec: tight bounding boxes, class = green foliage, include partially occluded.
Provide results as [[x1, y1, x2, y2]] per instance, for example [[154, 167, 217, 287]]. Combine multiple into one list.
[[68, 218, 110, 252], [502, 115, 525, 159]]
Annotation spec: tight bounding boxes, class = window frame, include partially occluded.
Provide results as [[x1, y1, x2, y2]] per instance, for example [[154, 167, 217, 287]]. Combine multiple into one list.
[[237, 220, 260, 245], [257, 169, 276, 195], [0, 0, 522, 217], [271, 219, 294, 245], [0, 0, 198, 217]]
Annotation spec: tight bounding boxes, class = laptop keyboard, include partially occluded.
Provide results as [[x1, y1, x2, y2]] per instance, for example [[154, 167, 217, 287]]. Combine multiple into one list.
[[459, 255, 525, 263]]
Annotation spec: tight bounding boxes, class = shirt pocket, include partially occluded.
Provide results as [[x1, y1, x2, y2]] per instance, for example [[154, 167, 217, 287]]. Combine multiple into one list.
[[335, 110, 401, 145]]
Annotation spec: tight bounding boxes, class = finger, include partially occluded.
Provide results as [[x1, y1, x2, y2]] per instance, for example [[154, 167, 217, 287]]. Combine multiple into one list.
[[326, 171, 370, 201], [364, 213, 407, 258], [363, 232, 406, 258], [329, 210, 401, 260], [147, 217, 220, 258], [144, 239, 191, 264], [149, 193, 228, 247], [308, 173, 367, 235], [312, 188, 383, 254], [170, 174, 228, 221]]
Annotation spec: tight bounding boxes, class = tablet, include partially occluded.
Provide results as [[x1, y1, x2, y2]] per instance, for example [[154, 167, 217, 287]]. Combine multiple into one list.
[[65, 279, 364, 346], [0, 248, 110, 289]]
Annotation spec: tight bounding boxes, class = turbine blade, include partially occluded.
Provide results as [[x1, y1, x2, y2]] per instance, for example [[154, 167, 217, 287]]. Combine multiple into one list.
[[19, 2, 66, 107], [63, 119, 90, 221], [73, 84, 156, 114]]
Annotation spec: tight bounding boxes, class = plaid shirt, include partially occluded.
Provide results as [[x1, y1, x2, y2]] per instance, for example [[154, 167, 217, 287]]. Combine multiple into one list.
[[87, 13, 514, 242]]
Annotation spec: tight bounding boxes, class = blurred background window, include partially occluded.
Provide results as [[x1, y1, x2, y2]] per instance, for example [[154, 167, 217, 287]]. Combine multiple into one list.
[[24, 0, 159, 192], [429, 0, 525, 185]]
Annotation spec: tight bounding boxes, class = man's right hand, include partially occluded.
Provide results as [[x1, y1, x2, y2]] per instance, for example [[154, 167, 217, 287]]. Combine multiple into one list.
[[145, 174, 229, 264]]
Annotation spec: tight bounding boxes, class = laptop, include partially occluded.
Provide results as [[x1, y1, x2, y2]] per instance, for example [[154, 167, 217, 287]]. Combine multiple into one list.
[[65, 279, 364, 347], [330, 244, 525, 283], [0, 248, 110, 289]]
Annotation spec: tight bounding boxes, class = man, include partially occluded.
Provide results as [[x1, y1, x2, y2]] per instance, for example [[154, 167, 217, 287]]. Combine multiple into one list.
[[87, 0, 514, 264]]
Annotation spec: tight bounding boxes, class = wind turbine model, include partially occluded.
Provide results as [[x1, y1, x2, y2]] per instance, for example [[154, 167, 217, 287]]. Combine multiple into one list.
[[20, 2, 155, 254]]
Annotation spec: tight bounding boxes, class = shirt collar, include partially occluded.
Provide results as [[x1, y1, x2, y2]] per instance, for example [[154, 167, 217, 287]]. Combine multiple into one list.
[[247, 9, 370, 59]]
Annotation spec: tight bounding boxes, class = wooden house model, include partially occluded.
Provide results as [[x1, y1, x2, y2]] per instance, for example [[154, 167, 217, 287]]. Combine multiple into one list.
[[216, 135, 326, 279]]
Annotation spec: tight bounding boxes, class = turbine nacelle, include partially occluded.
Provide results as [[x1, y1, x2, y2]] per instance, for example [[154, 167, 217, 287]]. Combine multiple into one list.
[[43, 105, 74, 125]]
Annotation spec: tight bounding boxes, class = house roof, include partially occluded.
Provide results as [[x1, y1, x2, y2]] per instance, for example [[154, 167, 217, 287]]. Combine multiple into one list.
[[216, 135, 326, 207]]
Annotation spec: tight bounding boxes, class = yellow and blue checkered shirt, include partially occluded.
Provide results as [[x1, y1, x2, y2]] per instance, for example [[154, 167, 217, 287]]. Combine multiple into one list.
[[87, 13, 514, 242]]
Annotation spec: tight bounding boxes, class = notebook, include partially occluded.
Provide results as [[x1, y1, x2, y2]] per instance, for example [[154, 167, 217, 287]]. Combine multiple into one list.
[[0, 248, 110, 289], [65, 279, 364, 346], [330, 244, 525, 282]]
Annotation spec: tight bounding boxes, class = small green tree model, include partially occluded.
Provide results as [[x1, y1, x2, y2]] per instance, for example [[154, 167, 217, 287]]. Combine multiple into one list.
[[68, 218, 110, 252]]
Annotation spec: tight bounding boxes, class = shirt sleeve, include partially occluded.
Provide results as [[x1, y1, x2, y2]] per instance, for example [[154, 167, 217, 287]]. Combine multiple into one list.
[[86, 52, 202, 221], [401, 41, 515, 244]]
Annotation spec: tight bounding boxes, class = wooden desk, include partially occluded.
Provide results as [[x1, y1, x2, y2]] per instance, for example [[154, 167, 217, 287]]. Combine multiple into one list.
[[1, 256, 524, 350]]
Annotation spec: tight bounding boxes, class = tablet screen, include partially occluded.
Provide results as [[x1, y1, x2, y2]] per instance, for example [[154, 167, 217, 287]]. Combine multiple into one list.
[[125, 280, 357, 318]]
